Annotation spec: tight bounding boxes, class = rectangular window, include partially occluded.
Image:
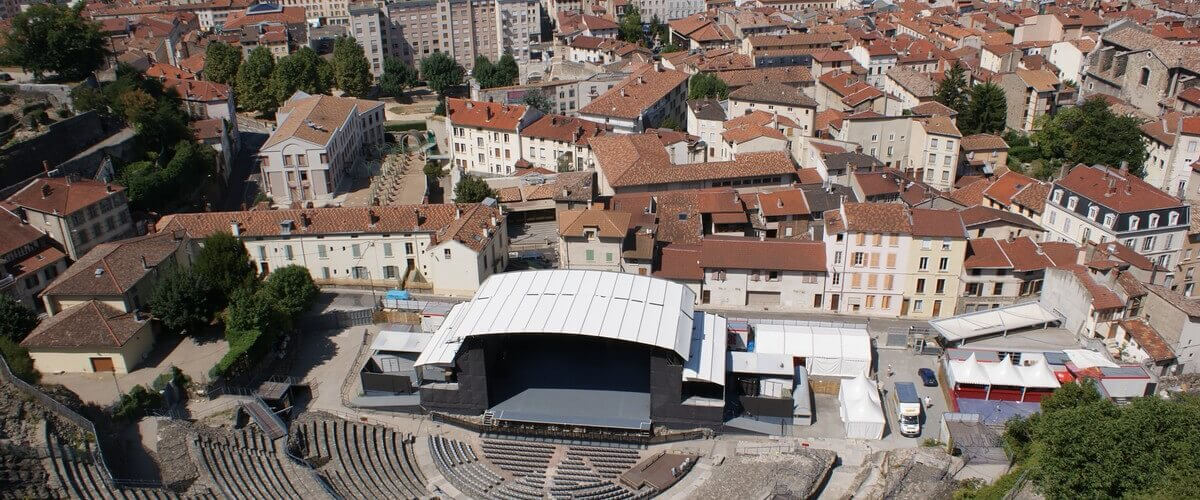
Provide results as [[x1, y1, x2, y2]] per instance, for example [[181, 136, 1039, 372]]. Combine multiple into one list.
[[853, 252, 865, 266], [321, 267, 330, 279], [352, 244, 361, 257], [383, 242, 393, 257], [258, 246, 267, 260], [606, 252, 613, 262], [916, 278, 926, 293], [935, 279, 945, 294], [444, 249, 452, 259], [939, 257, 949, 271], [318, 245, 327, 259], [886, 253, 896, 268], [586, 249, 595, 261], [919, 257, 929, 270], [285, 245, 294, 260]]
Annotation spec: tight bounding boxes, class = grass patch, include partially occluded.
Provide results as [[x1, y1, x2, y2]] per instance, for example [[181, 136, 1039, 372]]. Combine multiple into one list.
[[954, 467, 1022, 500], [385, 121, 426, 132]]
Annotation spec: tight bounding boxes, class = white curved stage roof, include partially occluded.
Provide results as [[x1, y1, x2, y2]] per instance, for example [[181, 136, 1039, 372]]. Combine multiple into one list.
[[416, 271, 723, 382]]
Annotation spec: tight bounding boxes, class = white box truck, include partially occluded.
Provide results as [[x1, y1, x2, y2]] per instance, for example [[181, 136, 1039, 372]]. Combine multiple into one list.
[[894, 382, 922, 437]]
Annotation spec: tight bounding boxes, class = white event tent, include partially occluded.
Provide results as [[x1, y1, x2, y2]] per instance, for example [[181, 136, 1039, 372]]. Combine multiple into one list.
[[838, 375, 886, 440], [751, 324, 872, 378]]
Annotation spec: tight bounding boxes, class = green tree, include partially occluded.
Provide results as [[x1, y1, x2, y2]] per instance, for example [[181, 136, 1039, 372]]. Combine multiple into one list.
[[1029, 97, 1148, 176], [496, 53, 519, 87], [934, 61, 969, 114], [424, 160, 445, 177], [236, 47, 278, 114], [520, 89, 553, 114], [224, 287, 280, 333], [454, 174, 496, 203], [113, 384, 163, 421], [204, 41, 242, 85], [271, 47, 333, 102], [0, 296, 38, 342], [379, 56, 419, 97], [262, 265, 318, 317], [332, 36, 372, 97], [648, 14, 664, 44], [661, 42, 682, 54], [420, 52, 465, 96], [619, 6, 644, 44], [473, 55, 496, 88], [0, 337, 38, 383], [0, 3, 106, 81], [151, 270, 213, 335], [660, 116, 681, 131], [193, 232, 256, 306], [960, 82, 1007, 135], [688, 72, 729, 100], [70, 85, 108, 113]]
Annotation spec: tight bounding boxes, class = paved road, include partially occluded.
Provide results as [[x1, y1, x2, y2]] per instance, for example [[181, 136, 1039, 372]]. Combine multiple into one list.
[[218, 130, 269, 211]]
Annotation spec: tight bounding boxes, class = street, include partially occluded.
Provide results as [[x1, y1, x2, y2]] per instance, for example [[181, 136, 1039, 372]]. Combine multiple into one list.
[[218, 117, 271, 211]]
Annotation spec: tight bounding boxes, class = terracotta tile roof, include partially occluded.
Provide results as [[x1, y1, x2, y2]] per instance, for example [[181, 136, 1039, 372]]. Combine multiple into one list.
[[579, 64, 689, 120], [998, 236, 1055, 271], [264, 93, 384, 149], [158, 203, 502, 252], [721, 123, 786, 143], [909, 100, 958, 118], [520, 114, 608, 145], [655, 244, 702, 281], [190, 118, 223, 140], [0, 209, 46, 257], [41, 231, 184, 298], [1119, 319, 1175, 362], [1057, 164, 1185, 213], [961, 133, 1008, 151], [1068, 265, 1125, 310], [222, 5, 306, 29], [854, 170, 910, 197], [447, 98, 529, 132], [1014, 68, 1059, 92], [178, 53, 205, 75], [1178, 87, 1200, 107], [21, 301, 146, 349], [7, 245, 64, 279], [7, 178, 125, 216], [948, 178, 990, 206], [1116, 270, 1148, 298], [1010, 181, 1049, 213], [756, 189, 809, 217], [910, 208, 965, 238], [610, 190, 701, 245], [700, 235, 825, 272], [828, 202, 913, 234], [688, 99, 727, 121], [162, 77, 230, 101], [964, 238, 1013, 269], [146, 63, 195, 80], [1090, 241, 1156, 272], [728, 82, 817, 108], [959, 205, 1040, 230], [819, 71, 880, 101], [557, 209, 631, 238], [1103, 24, 1200, 73], [886, 67, 937, 97], [591, 134, 796, 188], [815, 109, 846, 132], [983, 171, 1038, 206], [919, 115, 962, 137]]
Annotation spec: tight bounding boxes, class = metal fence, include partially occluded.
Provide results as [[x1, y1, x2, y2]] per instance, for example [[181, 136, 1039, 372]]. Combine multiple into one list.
[[308, 308, 375, 330]]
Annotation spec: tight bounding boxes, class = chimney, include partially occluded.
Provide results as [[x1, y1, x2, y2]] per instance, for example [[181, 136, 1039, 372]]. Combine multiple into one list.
[[105, 184, 113, 193], [777, 198, 784, 208], [368, 209, 379, 226], [299, 212, 310, 228], [759, 231, 766, 241], [620, 88, 627, 97], [141, 255, 150, 270], [41, 184, 52, 199], [466, 101, 474, 109], [1075, 246, 1087, 265], [1106, 177, 1117, 196], [1119, 161, 1128, 174], [42, 160, 50, 176], [455, 206, 462, 219], [485, 107, 494, 121], [1125, 184, 1133, 195], [490, 215, 497, 226], [230, 220, 241, 237]]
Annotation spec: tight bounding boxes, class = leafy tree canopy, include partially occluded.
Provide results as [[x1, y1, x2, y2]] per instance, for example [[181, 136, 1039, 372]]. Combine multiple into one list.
[[193, 232, 256, 305], [151, 269, 214, 334], [619, 6, 644, 44], [332, 36, 372, 97], [474, 54, 519, 89], [0, 296, 38, 342], [1029, 97, 1148, 177], [0, 3, 106, 81], [204, 42, 242, 85], [262, 265, 318, 317], [379, 56, 419, 97], [520, 89, 553, 114], [688, 73, 729, 100], [454, 174, 496, 203], [236, 46, 278, 114], [420, 52, 465, 96], [271, 47, 333, 102]]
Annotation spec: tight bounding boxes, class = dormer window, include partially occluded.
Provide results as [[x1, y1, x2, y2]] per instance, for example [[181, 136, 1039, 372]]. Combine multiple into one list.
[[1052, 189, 1063, 203], [1129, 215, 1140, 231], [1149, 214, 1160, 229], [1169, 211, 1180, 226], [1066, 196, 1078, 211], [1103, 213, 1116, 228], [1087, 205, 1099, 221]]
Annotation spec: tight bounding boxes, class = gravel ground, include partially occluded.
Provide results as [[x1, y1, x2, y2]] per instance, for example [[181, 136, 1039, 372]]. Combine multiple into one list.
[[692, 449, 837, 499]]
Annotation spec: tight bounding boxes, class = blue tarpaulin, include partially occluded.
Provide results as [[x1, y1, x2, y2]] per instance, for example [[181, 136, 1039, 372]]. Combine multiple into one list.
[[386, 289, 411, 301]]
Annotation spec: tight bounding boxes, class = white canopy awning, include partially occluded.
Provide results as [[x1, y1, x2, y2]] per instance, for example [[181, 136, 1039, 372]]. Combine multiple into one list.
[[753, 324, 872, 378], [838, 375, 885, 440], [930, 301, 1062, 343], [946, 353, 1061, 390]]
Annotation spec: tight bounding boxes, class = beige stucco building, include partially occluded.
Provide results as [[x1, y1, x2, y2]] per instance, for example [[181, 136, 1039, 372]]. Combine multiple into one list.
[[903, 209, 967, 319]]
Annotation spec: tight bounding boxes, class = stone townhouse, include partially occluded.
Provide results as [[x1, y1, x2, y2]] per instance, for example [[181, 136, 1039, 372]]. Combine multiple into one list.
[[997, 69, 1065, 132], [697, 236, 827, 311], [1082, 24, 1200, 119], [447, 99, 543, 176], [959, 236, 1076, 314], [556, 208, 631, 272], [822, 203, 912, 317], [0, 209, 67, 312], [1140, 112, 1200, 200], [578, 63, 690, 134], [1042, 164, 1189, 277], [258, 92, 385, 205], [5, 177, 134, 261], [158, 203, 508, 297]]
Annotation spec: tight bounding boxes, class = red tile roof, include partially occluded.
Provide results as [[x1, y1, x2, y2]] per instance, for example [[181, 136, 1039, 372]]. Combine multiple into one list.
[[7, 178, 125, 216], [41, 231, 184, 298], [557, 209, 631, 238], [910, 208, 965, 238], [1119, 319, 1175, 362], [447, 98, 529, 132], [162, 77, 230, 101], [964, 238, 1012, 269], [983, 171, 1039, 206], [590, 134, 796, 188], [756, 189, 810, 217], [0, 209, 46, 257], [21, 301, 147, 349], [655, 244, 702, 281], [1057, 164, 1185, 213], [579, 64, 688, 119], [700, 236, 825, 271], [520, 114, 608, 146], [826, 202, 913, 234]]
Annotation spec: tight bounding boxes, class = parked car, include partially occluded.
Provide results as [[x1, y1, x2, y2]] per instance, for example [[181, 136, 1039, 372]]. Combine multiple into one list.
[[918, 368, 938, 387]]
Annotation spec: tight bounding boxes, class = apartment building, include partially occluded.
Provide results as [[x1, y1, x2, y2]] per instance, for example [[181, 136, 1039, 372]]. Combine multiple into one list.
[[847, 43, 898, 89], [158, 203, 508, 296], [446, 99, 543, 176], [814, 71, 886, 114], [822, 203, 912, 316], [1140, 112, 1200, 200], [0, 210, 68, 311], [838, 114, 961, 191], [349, 0, 541, 76], [726, 82, 817, 137], [634, 0, 706, 22], [997, 69, 1065, 132], [1043, 164, 1190, 274], [590, 134, 798, 196], [578, 64, 689, 134], [904, 209, 967, 318], [258, 92, 386, 205], [519, 114, 607, 171], [6, 178, 135, 261], [556, 209, 631, 272], [1176, 207, 1200, 297], [472, 72, 630, 116], [1082, 24, 1200, 118], [698, 236, 827, 310], [959, 237, 1074, 314]]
